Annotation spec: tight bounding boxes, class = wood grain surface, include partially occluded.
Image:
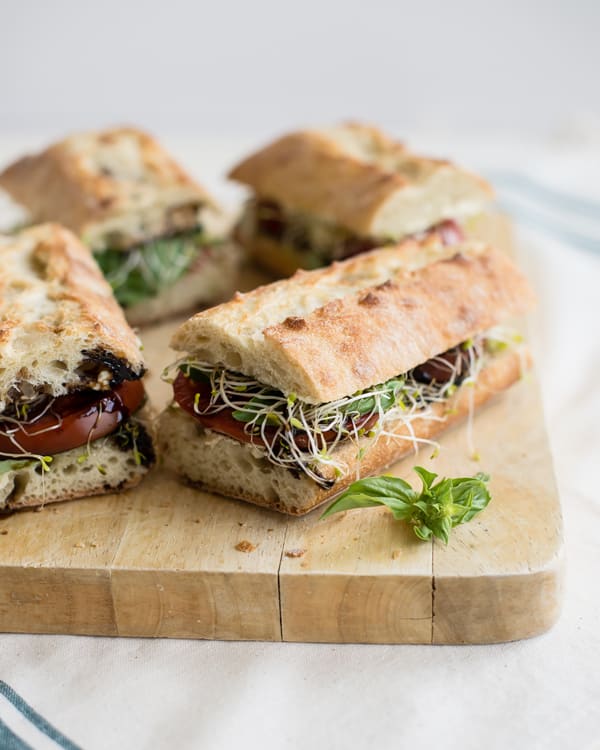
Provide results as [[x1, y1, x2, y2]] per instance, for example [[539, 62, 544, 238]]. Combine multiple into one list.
[[0, 216, 564, 643]]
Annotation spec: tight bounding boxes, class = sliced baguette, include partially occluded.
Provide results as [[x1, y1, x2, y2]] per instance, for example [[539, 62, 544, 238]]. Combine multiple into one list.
[[229, 123, 492, 239], [0, 127, 215, 252], [0, 223, 144, 406]]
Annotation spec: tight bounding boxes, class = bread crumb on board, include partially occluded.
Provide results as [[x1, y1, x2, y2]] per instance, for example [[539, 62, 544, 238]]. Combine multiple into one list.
[[284, 548, 306, 559], [235, 540, 256, 553]]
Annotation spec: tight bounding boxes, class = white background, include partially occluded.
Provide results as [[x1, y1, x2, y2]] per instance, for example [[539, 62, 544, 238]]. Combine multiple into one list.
[[1, 0, 599, 141]]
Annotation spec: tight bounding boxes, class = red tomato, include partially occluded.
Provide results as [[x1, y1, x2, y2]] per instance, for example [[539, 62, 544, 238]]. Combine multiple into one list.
[[172, 371, 378, 449], [0, 379, 145, 457], [173, 371, 272, 445]]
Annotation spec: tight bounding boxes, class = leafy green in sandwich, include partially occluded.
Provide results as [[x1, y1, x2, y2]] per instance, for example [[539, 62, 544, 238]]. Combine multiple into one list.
[[95, 228, 219, 308]]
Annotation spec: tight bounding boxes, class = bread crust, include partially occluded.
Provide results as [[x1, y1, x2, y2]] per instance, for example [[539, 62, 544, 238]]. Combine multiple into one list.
[[171, 240, 535, 403], [0, 223, 144, 402], [228, 123, 493, 238], [160, 349, 525, 515], [0, 127, 215, 251]]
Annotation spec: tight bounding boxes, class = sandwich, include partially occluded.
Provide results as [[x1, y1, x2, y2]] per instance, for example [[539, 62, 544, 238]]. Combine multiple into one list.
[[0, 223, 154, 511], [0, 127, 240, 325], [229, 122, 493, 276], [158, 235, 535, 515]]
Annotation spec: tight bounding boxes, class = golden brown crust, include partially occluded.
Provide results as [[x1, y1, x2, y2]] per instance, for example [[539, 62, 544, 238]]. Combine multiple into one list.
[[228, 123, 493, 238], [172, 240, 535, 403], [262, 247, 533, 402], [0, 223, 144, 401], [0, 127, 215, 250]]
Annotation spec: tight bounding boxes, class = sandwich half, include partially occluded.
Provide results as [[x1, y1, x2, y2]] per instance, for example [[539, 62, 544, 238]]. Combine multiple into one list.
[[0, 223, 155, 511], [229, 122, 493, 276], [159, 236, 535, 515], [0, 127, 240, 325]]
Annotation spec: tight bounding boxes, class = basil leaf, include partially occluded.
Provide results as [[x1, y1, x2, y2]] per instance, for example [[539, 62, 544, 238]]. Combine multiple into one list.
[[413, 466, 438, 491], [336, 475, 416, 500], [321, 466, 492, 543], [95, 229, 205, 307], [232, 393, 282, 424], [446, 475, 491, 523], [414, 524, 433, 541], [340, 378, 405, 417], [321, 475, 418, 519]]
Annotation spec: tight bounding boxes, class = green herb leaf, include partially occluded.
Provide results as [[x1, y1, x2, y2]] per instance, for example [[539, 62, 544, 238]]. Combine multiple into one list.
[[232, 393, 281, 424], [95, 228, 206, 308], [320, 475, 417, 519], [413, 466, 438, 491], [321, 466, 492, 543], [340, 378, 405, 417]]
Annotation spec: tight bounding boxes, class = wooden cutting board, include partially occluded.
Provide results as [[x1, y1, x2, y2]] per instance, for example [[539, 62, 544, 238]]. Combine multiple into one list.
[[0, 217, 563, 644]]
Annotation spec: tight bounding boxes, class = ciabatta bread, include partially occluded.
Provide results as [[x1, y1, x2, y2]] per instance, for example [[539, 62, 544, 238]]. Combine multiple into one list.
[[0, 223, 144, 407], [0, 127, 215, 252], [171, 240, 535, 403], [229, 123, 493, 239]]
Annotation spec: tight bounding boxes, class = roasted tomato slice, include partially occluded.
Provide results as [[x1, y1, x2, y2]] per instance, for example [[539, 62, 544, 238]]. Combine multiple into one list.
[[434, 219, 465, 246], [173, 371, 275, 445], [173, 371, 378, 449], [0, 379, 145, 457], [412, 347, 470, 385]]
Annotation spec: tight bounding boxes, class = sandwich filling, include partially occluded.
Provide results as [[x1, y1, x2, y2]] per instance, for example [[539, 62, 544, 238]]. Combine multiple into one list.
[[0, 353, 154, 475], [95, 227, 223, 308], [237, 199, 464, 268], [169, 331, 517, 488]]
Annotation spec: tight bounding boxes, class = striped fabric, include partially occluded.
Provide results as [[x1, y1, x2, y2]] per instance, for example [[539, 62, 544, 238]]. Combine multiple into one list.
[[492, 171, 600, 254], [0, 682, 81, 750]]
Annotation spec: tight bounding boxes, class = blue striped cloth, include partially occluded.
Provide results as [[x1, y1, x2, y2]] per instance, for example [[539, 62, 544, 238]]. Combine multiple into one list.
[[0, 682, 80, 750], [490, 171, 600, 254]]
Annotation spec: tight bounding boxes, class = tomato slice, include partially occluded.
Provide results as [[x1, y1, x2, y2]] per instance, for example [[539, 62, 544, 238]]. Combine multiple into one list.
[[173, 371, 274, 446], [412, 347, 470, 385], [0, 379, 145, 457], [172, 371, 378, 449], [435, 219, 465, 246]]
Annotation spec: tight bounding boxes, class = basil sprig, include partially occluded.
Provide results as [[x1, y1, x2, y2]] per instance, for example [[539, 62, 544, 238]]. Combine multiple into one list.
[[321, 466, 491, 544]]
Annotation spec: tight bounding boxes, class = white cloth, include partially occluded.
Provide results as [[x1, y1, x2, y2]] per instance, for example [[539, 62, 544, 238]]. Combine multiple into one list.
[[0, 135, 599, 750]]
